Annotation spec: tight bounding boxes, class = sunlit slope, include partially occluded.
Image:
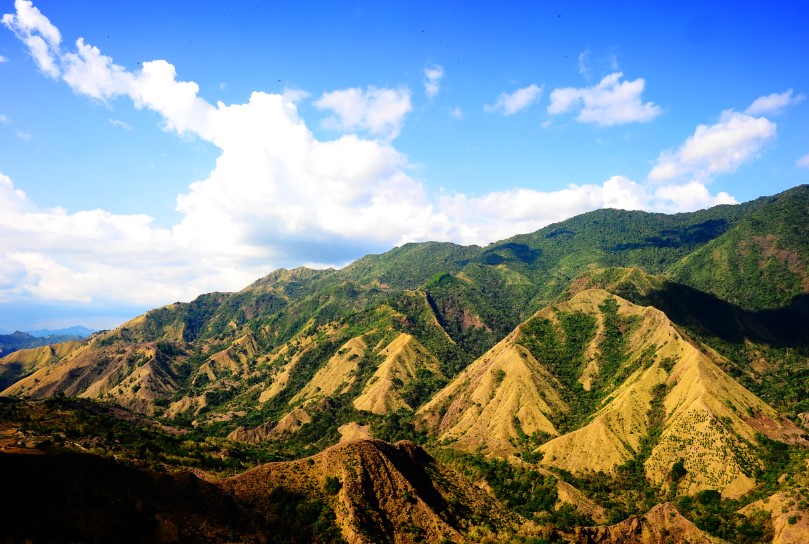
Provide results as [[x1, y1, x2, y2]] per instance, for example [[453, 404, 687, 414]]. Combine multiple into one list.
[[353, 333, 445, 414], [420, 288, 804, 498], [416, 331, 567, 456], [1, 338, 186, 416], [0, 341, 82, 389], [529, 290, 804, 498]]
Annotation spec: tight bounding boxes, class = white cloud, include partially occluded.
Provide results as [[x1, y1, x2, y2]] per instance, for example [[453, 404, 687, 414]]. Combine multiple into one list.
[[0, 1, 745, 314], [797, 153, 809, 169], [1, 2, 430, 307], [0, 173, 198, 305], [108, 118, 132, 130], [745, 89, 805, 116], [0, 54, 8, 63], [424, 64, 444, 99], [548, 72, 661, 126], [437, 176, 646, 244], [484, 84, 543, 115], [651, 182, 736, 212], [0, 113, 9, 123], [2, 0, 61, 77], [62, 38, 133, 101], [648, 109, 776, 183], [314, 86, 411, 140]]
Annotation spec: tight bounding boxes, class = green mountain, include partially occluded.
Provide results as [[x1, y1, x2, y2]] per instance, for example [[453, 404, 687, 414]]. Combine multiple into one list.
[[669, 185, 809, 311], [2, 185, 808, 543]]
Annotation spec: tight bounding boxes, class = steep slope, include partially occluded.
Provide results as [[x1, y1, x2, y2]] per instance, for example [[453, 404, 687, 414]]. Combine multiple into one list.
[[290, 335, 370, 405], [416, 330, 568, 456], [228, 439, 517, 543], [353, 333, 445, 414], [531, 290, 804, 498], [571, 502, 722, 543], [2, 339, 185, 415], [0, 340, 81, 389], [420, 287, 804, 498], [741, 491, 809, 544], [668, 184, 809, 311]]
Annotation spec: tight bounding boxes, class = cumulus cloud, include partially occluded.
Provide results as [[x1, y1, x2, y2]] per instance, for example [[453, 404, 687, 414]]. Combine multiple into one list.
[[424, 64, 443, 98], [0, 2, 431, 308], [2, 0, 61, 77], [548, 72, 661, 126], [314, 86, 411, 140], [648, 109, 776, 184], [745, 89, 805, 116], [484, 84, 543, 115], [650, 182, 736, 212], [438, 176, 646, 244], [0, 1, 758, 317], [797, 153, 809, 169], [0, 172, 194, 305]]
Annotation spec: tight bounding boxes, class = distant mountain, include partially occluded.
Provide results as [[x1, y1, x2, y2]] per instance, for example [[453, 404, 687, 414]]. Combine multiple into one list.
[[27, 325, 95, 338], [1, 185, 808, 542], [0, 326, 94, 358]]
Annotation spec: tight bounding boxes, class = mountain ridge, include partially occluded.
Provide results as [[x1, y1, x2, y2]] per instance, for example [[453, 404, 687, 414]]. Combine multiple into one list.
[[1, 185, 808, 542]]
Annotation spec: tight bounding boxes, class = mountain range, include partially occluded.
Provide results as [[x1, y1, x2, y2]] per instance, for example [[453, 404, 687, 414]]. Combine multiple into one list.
[[0, 326, 95, 359], [1, 185, 808, 543]]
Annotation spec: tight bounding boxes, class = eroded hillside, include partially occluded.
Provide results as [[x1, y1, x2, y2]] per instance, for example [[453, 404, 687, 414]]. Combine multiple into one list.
[[2, 186, 808, 542]]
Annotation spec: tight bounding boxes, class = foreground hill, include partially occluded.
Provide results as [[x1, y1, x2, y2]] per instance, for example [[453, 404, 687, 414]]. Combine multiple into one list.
[[2, 396, 728, 543], [0, 398, 514, 543]]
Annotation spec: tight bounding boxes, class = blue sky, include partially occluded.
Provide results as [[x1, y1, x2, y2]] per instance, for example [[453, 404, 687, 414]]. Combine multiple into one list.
[[1, 0, 808, 331]]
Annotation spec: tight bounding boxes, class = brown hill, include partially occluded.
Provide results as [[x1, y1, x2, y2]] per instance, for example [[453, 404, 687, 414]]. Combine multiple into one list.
[[416, 330, 566, 456], [0, 340, 81, 389], [353, 333, 444, 414], [1, 339, 184, 415], [571, 502, 722, 543], [228, 438, 517, 543], [0, 438, 519, 543], [538, 291, 804, 498], [419, 288, 804, 498], [741, 491, 809, 544]]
